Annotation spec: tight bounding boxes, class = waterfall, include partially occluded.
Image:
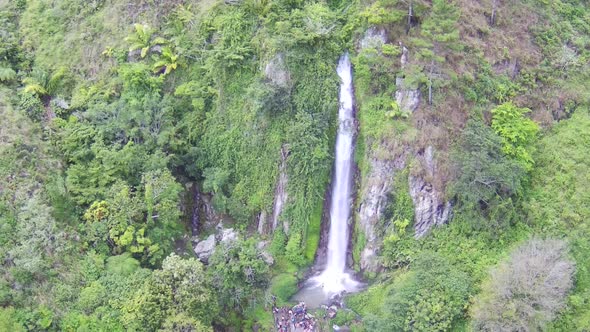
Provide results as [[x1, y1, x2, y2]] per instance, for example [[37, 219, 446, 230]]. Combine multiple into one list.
[[291, 53, 360, 306], [313, 53, 359, 295]]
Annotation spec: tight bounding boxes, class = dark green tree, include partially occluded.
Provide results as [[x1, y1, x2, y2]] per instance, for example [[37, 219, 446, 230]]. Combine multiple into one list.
[[207, 239, 271, 313], [122, 254, 216, 330], [450, 119, 526, 231]]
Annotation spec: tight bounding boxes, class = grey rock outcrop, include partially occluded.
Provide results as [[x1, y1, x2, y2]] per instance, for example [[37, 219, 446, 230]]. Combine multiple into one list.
[[256, 241, 274, 265], [257, 210, 268, 235], [409, 146, 452, 238], [358, 27, 387, 50], [357, 153, 407, 271], [395, 45, 421, 113], [194, 234, 216, 262], [51, 98, 69, 110], [201, 194, 222, 229], [272, 146, 289, 232], [265, 53, 291, 88], [260, 251, 274, 265], [220, 228, 238, 244]]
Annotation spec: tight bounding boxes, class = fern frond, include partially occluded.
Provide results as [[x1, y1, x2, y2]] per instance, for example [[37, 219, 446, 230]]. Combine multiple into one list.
[[152, 61, 167, 73], [141, 47, 149, 58], [47, 67, 66, 95], [151, 37, 168, 46], [0, 67, 16, 82], [23, 83, 47, 96]]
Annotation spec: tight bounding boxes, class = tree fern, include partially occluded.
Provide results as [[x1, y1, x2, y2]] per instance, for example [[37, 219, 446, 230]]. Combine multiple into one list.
[[22, 67, 66, 97], [0, 67, 16, 82], [46, 67, 66, 95], [126, 24, 153, 58]]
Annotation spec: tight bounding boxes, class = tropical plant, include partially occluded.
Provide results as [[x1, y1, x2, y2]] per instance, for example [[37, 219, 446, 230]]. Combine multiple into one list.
[[22, 67, 67, 99], [491, 102, 539, 170], [152, 47, 180, 75], [0, 66, 16, 82], [450, 119, 526, 231], [126, 24, 168, 58]]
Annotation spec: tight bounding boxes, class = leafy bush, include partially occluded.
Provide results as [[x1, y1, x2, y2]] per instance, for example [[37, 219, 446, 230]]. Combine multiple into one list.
[[208, 239, 270, 313], [105, 253, 140, 276], [491, 102, 539, 170], [365, 253, 471, 331]]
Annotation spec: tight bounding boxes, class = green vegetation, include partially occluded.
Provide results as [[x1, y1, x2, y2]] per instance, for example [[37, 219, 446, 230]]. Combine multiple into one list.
[[1, 0, 590, 330]]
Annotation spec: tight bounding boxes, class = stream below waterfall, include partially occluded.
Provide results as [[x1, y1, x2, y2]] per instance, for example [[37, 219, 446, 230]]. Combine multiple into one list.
[[292, 53, 361, 308]]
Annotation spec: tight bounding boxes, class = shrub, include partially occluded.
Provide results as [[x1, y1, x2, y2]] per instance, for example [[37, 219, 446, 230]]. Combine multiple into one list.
[[491, 102, 539, 171], [365, 253, 471, 331]]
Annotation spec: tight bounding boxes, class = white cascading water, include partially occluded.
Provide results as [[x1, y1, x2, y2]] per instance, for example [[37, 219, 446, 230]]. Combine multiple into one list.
[[311, 53, 359, 295]]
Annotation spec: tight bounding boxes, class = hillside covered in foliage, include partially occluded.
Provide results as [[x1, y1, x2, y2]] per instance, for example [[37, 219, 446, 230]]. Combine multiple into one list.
[[1, 0, 589, 331]]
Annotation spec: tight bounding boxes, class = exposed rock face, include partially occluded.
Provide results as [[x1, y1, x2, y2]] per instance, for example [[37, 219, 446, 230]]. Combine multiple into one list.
[[220, 228, 238, 244], [201, 194, 222, 229], [358, 27, 387, 50], [395, 45, 421, 113], [264, 53, 290, 88], [260, 251, 274, 265], [256, 210, 268, 235], [409, 146, 452, 238], [395, 77, 421, 113], [256, 241, 274, 265], [272, 146, 289, 232], [194, 234, 216, 262], [355, 28, 406, 273], [357, 155, 406, 271]]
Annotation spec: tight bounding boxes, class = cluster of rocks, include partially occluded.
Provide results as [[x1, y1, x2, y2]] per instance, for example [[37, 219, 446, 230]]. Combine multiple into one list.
[[192, 225, 273, 265]]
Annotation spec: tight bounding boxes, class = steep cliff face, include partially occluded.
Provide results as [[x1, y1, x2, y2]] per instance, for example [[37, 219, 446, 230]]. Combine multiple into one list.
[[357, 154, 406, 271], [409, 146, 452, 238], [355, 29, 454, 271], [257, 146, 289, 234], [395, 45, 420, 114]]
